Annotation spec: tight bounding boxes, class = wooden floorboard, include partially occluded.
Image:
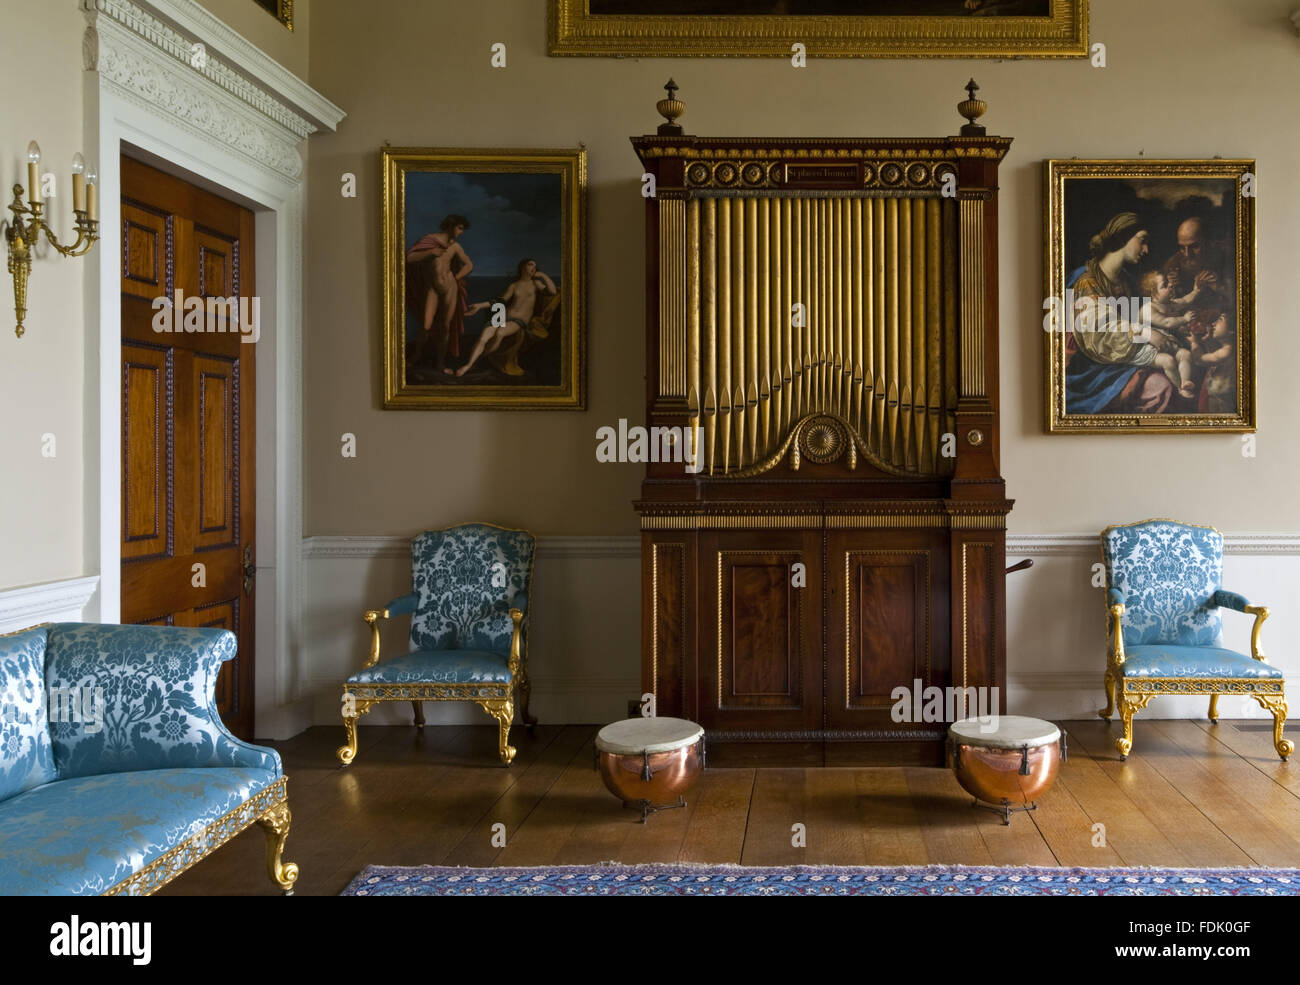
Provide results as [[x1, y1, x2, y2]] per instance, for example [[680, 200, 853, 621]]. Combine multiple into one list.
[[1067, 719, 1253, 868], [677, 769, 754, 864], [157, 720, 1299, 895]]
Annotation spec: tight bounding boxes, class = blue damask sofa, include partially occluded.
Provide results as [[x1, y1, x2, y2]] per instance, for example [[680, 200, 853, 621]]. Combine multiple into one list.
[[0, 623, 297, 895]]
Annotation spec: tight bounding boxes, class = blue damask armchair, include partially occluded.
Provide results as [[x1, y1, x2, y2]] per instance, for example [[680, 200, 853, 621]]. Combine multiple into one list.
[[338, 522, 536, 766], [1099, 519, 1291, 761]]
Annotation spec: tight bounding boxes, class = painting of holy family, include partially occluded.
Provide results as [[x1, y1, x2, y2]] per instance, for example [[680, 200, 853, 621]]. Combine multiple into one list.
[[1044, 160, 1255, 432], [383, 148, 586, 409]]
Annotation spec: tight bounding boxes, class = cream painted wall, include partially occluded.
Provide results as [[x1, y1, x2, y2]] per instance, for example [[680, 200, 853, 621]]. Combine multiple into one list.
[[303, 0, 1300, 538], [0, 2, 88, 588], [195, 0, 308, 76]]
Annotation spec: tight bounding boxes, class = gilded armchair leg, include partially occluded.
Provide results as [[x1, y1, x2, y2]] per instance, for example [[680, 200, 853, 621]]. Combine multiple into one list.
[[476, 698, 516, 765], [516, 668, 537, 728], [1099, 669, 1116, 721], [1208, 693, 1220, 724], [336, 697, 375, 766], [1252, 693, 1294, 761], [1116, 693, 1152, 760], [255, 800, 300, 895], [412, 701, 425, 729]]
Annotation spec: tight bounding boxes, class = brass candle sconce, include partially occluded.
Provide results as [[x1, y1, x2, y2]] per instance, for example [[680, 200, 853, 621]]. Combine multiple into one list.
[[6, 141, 99, 338]]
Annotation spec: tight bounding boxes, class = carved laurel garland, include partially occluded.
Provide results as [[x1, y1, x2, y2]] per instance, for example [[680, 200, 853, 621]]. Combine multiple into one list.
[[83, 0, 309, 179]]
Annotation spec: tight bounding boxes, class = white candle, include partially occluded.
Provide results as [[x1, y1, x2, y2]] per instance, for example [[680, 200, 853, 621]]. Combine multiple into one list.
[[86, 164, 98, 221], [26, 141, 41, 205], [71, 152, 85, 212]]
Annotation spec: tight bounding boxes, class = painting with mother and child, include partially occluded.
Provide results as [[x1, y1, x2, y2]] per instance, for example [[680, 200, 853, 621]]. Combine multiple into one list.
[[1045, 161, 1255, 432]]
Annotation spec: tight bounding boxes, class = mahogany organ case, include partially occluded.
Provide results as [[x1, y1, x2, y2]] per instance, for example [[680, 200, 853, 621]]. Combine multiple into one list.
[[633, 82, 1013, 766]]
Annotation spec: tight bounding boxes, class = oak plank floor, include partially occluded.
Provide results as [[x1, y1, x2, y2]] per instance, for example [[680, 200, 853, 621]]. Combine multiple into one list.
[[158, 720, 1300, 896]]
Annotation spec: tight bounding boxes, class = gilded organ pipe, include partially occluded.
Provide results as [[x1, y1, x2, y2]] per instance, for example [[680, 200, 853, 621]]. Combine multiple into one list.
[[683, 190, 954, 477]]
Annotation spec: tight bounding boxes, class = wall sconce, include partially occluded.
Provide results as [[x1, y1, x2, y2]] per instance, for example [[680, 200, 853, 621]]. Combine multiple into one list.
[[5, 141, 99, 338]]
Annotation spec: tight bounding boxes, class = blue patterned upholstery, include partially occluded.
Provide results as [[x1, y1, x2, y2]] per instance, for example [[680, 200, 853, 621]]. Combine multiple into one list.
[[1103, 520, 1224, 647], [409, 524, 534, 654], [0, 627, 57, 801], [1121, 645, 1284, 679], [45, 624, 279, 780], [0, 623, 291, 895], [339, 523, 536, 767], [1100, 519, 1292, 761], [347, 650, 511, 685], [0, 767, 276, 895]]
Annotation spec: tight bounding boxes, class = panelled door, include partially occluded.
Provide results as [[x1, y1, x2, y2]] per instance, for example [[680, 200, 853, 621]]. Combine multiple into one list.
[[823, 529, 951, 736], [697, 530, 823, 753], [119, 156, 256, 739]]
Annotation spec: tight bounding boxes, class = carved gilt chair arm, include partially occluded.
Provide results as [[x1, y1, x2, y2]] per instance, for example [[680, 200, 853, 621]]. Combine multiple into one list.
[[1106, 588, 1126, 667], [506, 605, 527, 680], [1215, 590, 1269, 661], [361, 592, 418, 669]]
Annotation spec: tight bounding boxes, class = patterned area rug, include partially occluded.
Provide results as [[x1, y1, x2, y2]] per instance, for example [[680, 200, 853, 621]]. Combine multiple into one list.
[[342, 863, 1300, 896]]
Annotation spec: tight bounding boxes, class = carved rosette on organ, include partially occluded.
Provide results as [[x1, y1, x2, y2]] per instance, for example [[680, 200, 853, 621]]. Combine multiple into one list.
[[633, 82, 1013, 767]]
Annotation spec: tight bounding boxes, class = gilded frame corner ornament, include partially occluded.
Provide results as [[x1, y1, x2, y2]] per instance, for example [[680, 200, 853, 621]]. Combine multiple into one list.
[[381, 147, 587, 411], [253, 0, 293, 32], [1044, 159, 1257, 434], [548, 0, 1088, 59]]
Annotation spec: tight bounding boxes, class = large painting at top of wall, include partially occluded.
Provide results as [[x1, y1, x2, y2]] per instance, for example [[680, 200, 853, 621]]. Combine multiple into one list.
[[550, 0, 1086, 57]]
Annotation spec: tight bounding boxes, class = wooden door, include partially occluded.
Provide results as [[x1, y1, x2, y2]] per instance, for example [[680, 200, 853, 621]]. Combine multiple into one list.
[[697, 530, 823, 763], [824, 528, 950, 765], [120, 156, 256, 739]]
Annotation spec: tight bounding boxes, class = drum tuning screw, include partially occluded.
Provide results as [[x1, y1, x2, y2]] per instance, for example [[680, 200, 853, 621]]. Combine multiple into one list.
[[1019, 745, 1031, 776]]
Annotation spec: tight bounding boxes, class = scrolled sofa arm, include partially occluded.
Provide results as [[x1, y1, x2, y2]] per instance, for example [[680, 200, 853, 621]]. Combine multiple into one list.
[[44, 623, 280, 780]]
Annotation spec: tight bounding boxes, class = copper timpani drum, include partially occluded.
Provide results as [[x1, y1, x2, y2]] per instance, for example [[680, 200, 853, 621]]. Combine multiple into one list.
[[594, 717, 704, 822], [948, 716, 1066, 824]]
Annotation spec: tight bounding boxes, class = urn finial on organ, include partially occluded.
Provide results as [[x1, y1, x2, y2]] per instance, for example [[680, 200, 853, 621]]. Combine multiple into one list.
[[656, 78, 686, 136], [958, 78, 988, 136]]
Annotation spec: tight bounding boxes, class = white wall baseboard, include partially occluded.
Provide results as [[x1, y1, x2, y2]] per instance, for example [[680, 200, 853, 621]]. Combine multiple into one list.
[[0, 576, 100, 634], [297, 533, 1300, 730]]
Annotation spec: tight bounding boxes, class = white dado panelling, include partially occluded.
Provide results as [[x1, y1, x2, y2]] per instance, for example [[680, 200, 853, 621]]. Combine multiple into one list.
[[298, 533, 1300, 727], [0, 576, 100, 634]]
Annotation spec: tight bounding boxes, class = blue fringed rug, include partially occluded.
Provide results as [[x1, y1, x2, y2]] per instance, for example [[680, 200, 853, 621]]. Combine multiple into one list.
[[341, 863, 1300, 896]]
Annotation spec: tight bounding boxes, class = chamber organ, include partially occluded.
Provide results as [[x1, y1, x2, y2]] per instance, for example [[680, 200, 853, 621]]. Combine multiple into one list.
[[633, 82, 1013, 765]]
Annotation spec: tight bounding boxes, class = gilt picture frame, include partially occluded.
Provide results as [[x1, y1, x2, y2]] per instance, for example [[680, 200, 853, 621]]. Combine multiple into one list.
[[252, 0, 293, 31], [1044, 159, 1256, 434], [382, 148, 587, 410], [548, 0, 1087, 59]]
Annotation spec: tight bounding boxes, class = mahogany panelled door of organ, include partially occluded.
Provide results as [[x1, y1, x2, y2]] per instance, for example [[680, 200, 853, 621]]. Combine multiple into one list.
[[634, 85, 1011, 766], [120, 156, 256, 739]]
